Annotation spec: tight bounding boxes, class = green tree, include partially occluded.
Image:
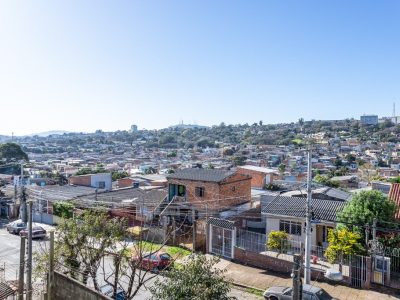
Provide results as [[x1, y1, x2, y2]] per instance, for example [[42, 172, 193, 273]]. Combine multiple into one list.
[[324, 228, 364, 268], [266, 231, 288, 256], [0, 143, 28, 162], [150, 254, 233, 300], [53, 201, 74, 219], [111, 171, 129, 181], [313, 174, 340, 188], [337, 190, 397, 230], [232, 156, 246, 166], [278, 163, 286, 176]]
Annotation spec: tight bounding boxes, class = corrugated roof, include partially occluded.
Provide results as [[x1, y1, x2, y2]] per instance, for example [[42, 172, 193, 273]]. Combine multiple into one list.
[[166, 169, 236, 183], [388, 183, 400, 220], [261, 195, 346, 222]]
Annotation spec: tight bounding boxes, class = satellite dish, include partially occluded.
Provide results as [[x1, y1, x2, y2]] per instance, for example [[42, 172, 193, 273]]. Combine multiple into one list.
[[324, 268, 343, 281]]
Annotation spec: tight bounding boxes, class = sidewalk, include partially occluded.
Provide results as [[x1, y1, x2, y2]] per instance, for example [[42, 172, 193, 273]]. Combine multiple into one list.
[[212, 257, 400, 300]]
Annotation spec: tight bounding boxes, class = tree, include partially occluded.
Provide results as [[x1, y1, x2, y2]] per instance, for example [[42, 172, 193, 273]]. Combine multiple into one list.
[[278, 163, 286, 176], [53, 201, 75, 219], [313, 174, 340, 188], [324, 228, 364, 269], [266, 231, 288, 256], [232, 156, 246, 166], [0, 143, 28, 162], [111, 171, 129, 181], [150, 254, 233, 300], [337, 190, 397, 230]]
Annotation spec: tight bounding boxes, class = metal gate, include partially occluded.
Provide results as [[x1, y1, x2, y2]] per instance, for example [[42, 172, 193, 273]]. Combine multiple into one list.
[[349, 255, 367, 288], [208, 218, 235, 259]]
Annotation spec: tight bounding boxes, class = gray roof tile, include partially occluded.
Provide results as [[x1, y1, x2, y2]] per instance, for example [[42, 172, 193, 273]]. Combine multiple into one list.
[[166, 168, 236, 183], [261, 195, 346, 222]]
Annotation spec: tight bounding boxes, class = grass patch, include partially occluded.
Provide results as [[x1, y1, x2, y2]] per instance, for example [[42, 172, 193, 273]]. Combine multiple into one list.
[[245, 287, 264, 298], [131, 241, 191, 260]]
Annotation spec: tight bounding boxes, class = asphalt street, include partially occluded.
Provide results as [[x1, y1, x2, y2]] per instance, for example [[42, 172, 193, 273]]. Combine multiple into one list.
[[0, 219, 262, 299]]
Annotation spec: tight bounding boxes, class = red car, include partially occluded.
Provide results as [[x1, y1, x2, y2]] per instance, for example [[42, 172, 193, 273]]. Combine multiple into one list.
[[19, 226, 47, 239], [134, 252, 172, 273]]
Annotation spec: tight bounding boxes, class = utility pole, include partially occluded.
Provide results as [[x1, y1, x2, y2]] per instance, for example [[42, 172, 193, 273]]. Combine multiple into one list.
[[172, 218, 176, 245], [18, 237, 26, 300], [48, 231, 55, 300], [26, 201, 33, 300], [372, 218, 377, 242], [304, 149, 312, 284], [292, 254, 302, 300], [192, 208, 196, 252]]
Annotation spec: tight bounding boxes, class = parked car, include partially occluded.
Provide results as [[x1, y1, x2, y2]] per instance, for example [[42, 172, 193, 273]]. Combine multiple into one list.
[[6, 220, 26, 234], [133, 251, 172, 273], [263, 284, 337, 300], [100, 284, 127, 300], [19, 226, 47, 239]]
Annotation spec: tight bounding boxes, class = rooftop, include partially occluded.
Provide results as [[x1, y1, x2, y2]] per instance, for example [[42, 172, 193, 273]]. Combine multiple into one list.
[[261, 195, 346, 222], [166, 168, 236, 183]]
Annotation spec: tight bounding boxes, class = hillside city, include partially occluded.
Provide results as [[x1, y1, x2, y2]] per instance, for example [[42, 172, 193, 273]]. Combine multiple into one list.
[[0, 115, 400, 299]]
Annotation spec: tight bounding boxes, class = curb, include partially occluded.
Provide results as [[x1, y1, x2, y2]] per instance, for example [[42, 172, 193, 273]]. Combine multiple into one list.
[[230, 281, 265, 294]]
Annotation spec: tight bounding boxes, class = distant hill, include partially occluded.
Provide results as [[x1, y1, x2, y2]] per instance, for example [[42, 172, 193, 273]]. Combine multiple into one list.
[[169, 124, 209, 130], [27, 130, 70, 137]]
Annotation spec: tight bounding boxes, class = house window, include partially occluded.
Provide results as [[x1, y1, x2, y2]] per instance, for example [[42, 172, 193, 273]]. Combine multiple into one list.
[[97, 181, 105, 189], [195, 187, 205, 197], [178, 185, 186, 196], [279, 220, 302, 236]]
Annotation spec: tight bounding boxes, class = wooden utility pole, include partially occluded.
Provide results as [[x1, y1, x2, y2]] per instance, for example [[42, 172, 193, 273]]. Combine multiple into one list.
[[292, 254, 303, 300], [48, 231, 55, 300], [26, 201, 33, 300], [18, 237, 26, 300], [192, 208, 196, 252], [172, 218, 176, 245]]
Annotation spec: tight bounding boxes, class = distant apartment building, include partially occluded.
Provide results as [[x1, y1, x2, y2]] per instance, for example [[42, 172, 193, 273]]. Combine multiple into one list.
[[69, 173, 112, 191], [360, 115, 378, 125]]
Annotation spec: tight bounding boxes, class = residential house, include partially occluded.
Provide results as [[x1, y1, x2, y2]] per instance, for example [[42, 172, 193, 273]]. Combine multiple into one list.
[[330, 175, 359, 189], [388, 183, 400, 222], [236, 165, 277, 189], [166, 168, 251, 212], [261, 195, 346, 249], [69, 173, 112, 191]]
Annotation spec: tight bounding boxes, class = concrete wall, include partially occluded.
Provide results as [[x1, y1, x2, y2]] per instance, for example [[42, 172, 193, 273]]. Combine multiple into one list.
[[53, 271, 111, 300], [69, 173, 112, 191], [91, 173, 112, 191]]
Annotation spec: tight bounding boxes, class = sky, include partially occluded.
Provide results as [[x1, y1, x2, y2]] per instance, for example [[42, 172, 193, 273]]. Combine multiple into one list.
[[0, 1, 400, 135]]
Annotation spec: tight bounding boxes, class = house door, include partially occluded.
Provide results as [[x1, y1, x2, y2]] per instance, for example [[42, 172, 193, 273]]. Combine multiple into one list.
[[208, 218, 235, 259]]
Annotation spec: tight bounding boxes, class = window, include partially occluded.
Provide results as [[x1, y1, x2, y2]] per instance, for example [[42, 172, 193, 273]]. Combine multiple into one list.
[[279, 220, 302, 236], [195, 187, 205, 197], [97, 181, 105, 189]]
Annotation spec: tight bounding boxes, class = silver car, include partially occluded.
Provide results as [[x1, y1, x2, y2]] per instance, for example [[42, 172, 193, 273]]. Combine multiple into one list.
[[6, 220, 27, 234], [263, 284, 337, 300]]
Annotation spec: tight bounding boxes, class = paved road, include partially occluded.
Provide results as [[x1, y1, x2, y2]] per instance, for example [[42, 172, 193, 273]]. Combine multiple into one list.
[[0, 219, 262, 299], [0, 219, 51, 282]]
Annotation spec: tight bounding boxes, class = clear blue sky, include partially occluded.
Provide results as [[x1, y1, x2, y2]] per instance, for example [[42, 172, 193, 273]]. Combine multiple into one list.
[[1, 1, 399, 135]]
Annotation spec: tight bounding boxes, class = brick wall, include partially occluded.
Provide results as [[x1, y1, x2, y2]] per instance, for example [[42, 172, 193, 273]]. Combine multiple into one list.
[[69, 175, 91, 187], [168, 174, 251, 211], [53, 271, 111, 300], [118, 178, 134, 188], [234, 247, 329, 281], [237, 168, 267, 188], [234, 247, 293, 274]]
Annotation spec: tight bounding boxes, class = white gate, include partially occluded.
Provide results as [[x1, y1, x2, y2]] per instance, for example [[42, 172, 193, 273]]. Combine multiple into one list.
[[208, 218, 236, 259]]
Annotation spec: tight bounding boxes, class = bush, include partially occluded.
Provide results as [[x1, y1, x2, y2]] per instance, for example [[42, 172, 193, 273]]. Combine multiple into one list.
[[53, 201, 74, 219], [267, 231, 288, 256]]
